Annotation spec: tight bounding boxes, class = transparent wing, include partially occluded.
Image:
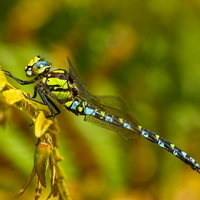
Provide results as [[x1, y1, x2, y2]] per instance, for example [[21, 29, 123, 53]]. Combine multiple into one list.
[[85, 96, 140, 140], [86, 96, 140, 140], [67, 58, 140, 139], [67, 57, 91, 100], [67, 57, 127, 108]]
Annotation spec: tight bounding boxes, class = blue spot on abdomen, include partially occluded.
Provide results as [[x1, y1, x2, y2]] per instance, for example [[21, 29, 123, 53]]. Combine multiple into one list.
[[84, 106, 95, 115], [71, 101, 80, 110]]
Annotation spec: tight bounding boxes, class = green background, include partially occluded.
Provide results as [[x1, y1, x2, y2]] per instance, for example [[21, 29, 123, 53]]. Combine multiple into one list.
[[0, 0, 200, 199]]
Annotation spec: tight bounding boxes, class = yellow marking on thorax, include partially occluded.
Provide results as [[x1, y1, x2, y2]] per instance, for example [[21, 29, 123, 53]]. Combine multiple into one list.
[[53, 70, 64, 73], [52, 91, 71, 100], [47, 78, 69, 90], [42, 77, 47, 83]]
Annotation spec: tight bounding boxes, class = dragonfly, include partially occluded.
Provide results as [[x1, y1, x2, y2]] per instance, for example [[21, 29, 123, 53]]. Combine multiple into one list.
[[2, 55, 200, 173]]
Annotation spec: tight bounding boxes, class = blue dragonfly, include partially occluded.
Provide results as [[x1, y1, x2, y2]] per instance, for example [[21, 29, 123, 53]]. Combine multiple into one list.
[[2, 56, 200, 173]]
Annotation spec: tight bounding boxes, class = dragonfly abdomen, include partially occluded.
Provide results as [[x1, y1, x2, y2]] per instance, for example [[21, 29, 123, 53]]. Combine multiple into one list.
[[63, 98, 200, 172], [63, 98, 135, 129], [139, 127, 200, 172]]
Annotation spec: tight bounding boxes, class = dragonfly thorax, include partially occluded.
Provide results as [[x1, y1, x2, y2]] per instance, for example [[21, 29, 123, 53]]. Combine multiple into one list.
[[25, 56, 51, 77]]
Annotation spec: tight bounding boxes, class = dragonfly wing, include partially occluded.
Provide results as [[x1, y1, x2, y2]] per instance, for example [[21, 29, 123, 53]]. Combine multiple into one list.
[[91, 95, 128, 111], [90, 95, 140, 126], [67, 57, 91, 101], [67, 58, 129, 109], [66, 59, 140, 139], [84, 98, 140, 139], [84, 114, 138, 140]]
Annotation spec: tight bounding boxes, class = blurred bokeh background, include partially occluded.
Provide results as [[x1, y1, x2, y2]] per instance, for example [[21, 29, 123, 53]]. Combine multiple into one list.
[[0, 0, 200, 199]]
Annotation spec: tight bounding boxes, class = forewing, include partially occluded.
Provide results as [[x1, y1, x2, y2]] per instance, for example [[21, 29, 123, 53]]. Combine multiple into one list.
[[66, 58, 140, 139], [67, 57, 91, 100], [85, 96, 140, 140]]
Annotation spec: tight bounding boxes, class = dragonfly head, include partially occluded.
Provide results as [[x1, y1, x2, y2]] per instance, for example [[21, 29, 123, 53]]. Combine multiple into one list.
[[25, 56, 51, 77]]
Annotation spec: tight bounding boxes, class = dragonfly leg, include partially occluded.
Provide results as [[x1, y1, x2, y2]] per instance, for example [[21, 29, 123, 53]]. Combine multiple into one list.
[[2, 70, 35, 85], [24, 87, 60, 119]]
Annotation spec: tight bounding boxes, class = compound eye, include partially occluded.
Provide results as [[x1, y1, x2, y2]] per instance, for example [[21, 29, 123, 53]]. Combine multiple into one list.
[[32, 61, 51, 75], [35, 61, 49, 68]]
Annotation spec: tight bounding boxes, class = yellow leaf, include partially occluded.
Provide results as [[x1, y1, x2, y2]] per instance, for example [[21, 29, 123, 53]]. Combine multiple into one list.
[[0, 69, 8, 91], [2, 89, 25, 105], [35, 111, 53, 138]]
